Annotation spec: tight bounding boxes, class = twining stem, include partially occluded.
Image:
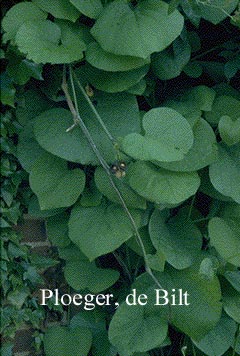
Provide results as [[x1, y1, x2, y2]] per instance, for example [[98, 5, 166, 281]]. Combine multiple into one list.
[[62, 66, 171, 317], [71, 69, 116, 146]]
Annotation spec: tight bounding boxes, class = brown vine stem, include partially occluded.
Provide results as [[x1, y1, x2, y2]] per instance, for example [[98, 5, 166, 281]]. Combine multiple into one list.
[[61, 66, 171, 319]]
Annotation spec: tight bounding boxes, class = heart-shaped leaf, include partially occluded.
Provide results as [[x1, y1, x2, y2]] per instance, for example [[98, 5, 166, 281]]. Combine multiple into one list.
[[127, 161, 200, 205], [2, 2, 47, 43], [149, 208, 202, 269], [208, 217, 240, 267], [34, 92, 140, 165], [94, 166, 147, 209], [219, 115, 240, 146], [68, 203, 143, 260], [86, 41, 150, 72], [192, 313, 237, 356], [122, 107, 194, 162], [70, 0, 103, 19], [77, 63, 149, 93], [44, 326, 92, 356], [108, 303, 168, 355], [32, 0, 80, 22], [205, 95, 240, 125], [91, 0, 184, 58], [158, 118, 218, 172], [29, 152, 85, 210], [209, 143, 240, 203], [15, 20, 86, 64], [64, 259, 119, 293]]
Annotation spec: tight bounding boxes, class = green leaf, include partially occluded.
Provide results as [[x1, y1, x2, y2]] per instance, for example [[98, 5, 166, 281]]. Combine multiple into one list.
[[15, 20, 86, 64], [208, 217, 240, 267], [70, 0, 103, 19], [6, 49, 43, 85], [94, 166, 147, 209], [122, 107, 194, 162], [224, 271, 240, 292], [77, 63, 149, 93], [0, 73, 15, 108], [17, 122, 46, 172], [28, 195, 66, 218], [2, 2, 47, 43], [127, 161, 200, 205], [91, 0, 184, 59], [86, 41, 150, 72], [221, 278, 240, 323], [157, 118, 218, 172], [184, 61, 203, 78], [32, 0, 80, 22], [209, 143, 240, 203], [149, 208, 202, 269], [109, 303, 168, 355], [182, 85, 216, 112], [193, 313, 237, 356], [44, 326, 92, 356], [205, 95, 240, 125], [34, 92, 140, 165], [152, 36, 191, 80], [198, 0, 239, 25], [7, 287, 29, 309], [134, 264, 222, 341], [219, 116, 240, 146], [29, 152, 85, 210], [68, 203, 143, 261], [80, 180, 102, 207], [46, 213, 71, 248], [64, 260, 119, 293]]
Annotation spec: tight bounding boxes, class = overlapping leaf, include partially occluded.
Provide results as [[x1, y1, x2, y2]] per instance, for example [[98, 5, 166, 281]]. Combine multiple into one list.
[[122, 107, 194, 162], [127, 161, 200, 205], [32, 0, 80, 22], [33, 92, 140, 165], [68, 203, 143, 260], [29, 152, 85, 210], [91, 0, 184, 58], [149, 209, 202, 269], [15, 20, 86, 64]]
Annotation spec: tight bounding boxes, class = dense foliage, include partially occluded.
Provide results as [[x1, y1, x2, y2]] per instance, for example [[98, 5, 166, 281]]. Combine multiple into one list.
[[1, 0, 240, 355]]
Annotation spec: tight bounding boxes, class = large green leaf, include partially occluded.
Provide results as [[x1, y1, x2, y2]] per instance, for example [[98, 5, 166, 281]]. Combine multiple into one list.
[[209, 143, 240, 203], [15, 20, 86, 64], [76, 63, 149, 93], [149, 209, 202, 269], [64, 260, 119, 293], [218, 116, 240, 146], [205, 95, 240, 125], [34, 92, 140, 165], [193, 313, 237, 356], [151, 36, 191, 80], [2, 2, 47, 43], [94, 166, 147, 209], [46, 213, 71, 248], [32, 0, 80, 22], [68, 203, 143, 260], [221, 278, 240, 323], [29, 152, 85, 210], [158, 118, 218, 172], [86, 42, 150, 72], [91, 0, 184, 58], [208, 217, 240, 267], [127, 161, 200, 205], [108, 303, 168, 355], [70, 0, 103, 19], [133, 264, 222, 341], [17, 122, 46, 172], [44, 326, 92, 356], [198, 0, 239, 25], [122, 107, 194, 162]]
